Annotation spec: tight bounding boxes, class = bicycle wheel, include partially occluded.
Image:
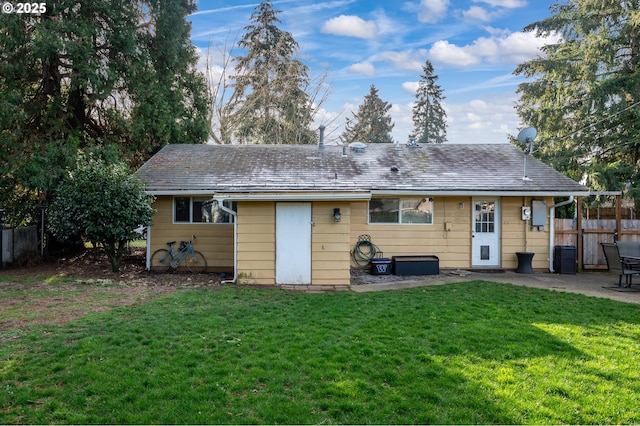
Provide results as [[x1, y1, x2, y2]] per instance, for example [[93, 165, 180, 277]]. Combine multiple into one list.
[[186, 250, 207, 273], [150, 249, 173, 272]]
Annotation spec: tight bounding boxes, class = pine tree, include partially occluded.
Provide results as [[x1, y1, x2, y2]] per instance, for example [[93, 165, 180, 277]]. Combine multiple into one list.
[[411, 60, 447, 144], [514, 0, 640, 200], [341, 85, 395, 144], [232, 1, 315, 144]]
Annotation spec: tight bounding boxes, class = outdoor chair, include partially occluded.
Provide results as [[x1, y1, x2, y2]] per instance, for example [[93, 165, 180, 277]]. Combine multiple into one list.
[[615, 241, 640, 259], [601, 242, 640, 287]]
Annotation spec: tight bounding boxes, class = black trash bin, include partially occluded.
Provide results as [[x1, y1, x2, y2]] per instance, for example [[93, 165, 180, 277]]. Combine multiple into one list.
[[554, 245, 576, 274]]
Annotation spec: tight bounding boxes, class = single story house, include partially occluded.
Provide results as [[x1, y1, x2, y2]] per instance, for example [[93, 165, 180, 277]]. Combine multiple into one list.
[[136, 142, 589, 287]]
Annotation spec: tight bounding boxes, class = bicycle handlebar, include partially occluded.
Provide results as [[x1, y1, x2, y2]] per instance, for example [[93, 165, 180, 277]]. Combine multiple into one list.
[[167, 236, 196, 248]]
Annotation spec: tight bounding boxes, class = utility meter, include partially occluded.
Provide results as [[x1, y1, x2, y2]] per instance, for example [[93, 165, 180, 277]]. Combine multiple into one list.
[[522, 206, 531, 221]]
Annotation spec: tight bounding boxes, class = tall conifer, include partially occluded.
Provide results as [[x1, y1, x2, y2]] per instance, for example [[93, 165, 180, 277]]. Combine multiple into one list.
[[341, 85, 395, 144], [411, 60, 447, 144]]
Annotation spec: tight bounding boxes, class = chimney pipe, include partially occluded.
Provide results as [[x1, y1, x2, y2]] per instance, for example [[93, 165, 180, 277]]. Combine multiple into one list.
[[319, 125, 326, 150]]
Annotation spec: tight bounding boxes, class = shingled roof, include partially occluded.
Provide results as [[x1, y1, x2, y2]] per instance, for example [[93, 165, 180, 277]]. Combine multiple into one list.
[[136, 143, 588, 196]]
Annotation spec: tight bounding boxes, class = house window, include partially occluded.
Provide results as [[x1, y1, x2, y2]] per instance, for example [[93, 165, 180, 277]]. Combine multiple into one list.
[[173, 197, 235, 223], [369, 197, 433, 224], [475, 201, 494, 232]]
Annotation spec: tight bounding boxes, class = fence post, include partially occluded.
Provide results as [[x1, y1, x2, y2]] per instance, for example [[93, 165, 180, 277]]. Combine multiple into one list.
[[615, 194, 621, 241], [576, 197, 583, 270]]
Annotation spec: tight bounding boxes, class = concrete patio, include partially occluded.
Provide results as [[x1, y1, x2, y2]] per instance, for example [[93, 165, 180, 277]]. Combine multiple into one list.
[[351, 269, 640, 305]]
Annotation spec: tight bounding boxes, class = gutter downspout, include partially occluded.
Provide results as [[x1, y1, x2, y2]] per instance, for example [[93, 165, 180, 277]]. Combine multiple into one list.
[[549, 196, 574, 272], [215, 198, 238, 284], [145, 225, 151, 271]]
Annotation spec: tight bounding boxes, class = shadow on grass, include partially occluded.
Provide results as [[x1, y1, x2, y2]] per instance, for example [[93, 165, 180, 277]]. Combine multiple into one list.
[[2, 281, 640, 424]]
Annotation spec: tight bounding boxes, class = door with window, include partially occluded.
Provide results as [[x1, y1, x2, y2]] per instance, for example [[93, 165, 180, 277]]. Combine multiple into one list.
[[276, 203, 312, 285], [472, 198, 500, 267]]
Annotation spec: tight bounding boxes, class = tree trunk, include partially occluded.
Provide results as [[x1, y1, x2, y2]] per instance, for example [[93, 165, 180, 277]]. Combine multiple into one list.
[[105, 240, 127, 272]]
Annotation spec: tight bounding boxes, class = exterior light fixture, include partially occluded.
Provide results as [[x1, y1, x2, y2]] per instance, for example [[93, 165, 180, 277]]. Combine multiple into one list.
[[333, 208, 341, 222]]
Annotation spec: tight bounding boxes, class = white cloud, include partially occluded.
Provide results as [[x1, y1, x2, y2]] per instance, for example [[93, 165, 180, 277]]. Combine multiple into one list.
[[402, 81, 419, 94], [321, 15, 378, 39], [445, 96, 519, 143], [375, 50, 426, 71], [369, 10, 397, 38], [417, 0, 450, 23], [483, 26, 512, 36], [387, 97, 518, 144], [429, 40, 480, 67], [479, 31, 554, 64], [472, 0, 527, 8], [463, 6, 492, 23], [430, 31, 558, 68], [347, 61, 376, 76], [390, 102, 415, 143]]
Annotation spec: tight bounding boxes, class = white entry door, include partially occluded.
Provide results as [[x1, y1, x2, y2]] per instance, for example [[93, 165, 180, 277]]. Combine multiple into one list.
[[276, 203, 312, 284], [472, 198, 500, 267]]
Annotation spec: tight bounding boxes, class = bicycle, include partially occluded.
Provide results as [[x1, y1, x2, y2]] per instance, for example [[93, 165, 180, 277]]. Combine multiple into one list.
[[150, 237, 207, 273]]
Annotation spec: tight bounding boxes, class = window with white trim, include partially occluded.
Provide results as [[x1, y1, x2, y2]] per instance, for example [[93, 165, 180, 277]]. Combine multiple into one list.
[[173, 197, 236, 223], [369, 197, 433, 224]]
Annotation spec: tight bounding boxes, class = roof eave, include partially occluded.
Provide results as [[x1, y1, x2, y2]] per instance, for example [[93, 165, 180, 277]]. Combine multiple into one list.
[[145, 188, 596, 198], [371, 190, 594, 197]]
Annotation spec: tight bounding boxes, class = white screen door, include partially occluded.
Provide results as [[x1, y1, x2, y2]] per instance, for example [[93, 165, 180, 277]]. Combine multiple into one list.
[[472, 198, 500, 267], [276, 203, 311, 284]]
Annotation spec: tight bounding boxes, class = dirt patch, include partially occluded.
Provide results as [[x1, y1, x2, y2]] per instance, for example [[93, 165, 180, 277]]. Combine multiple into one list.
[[1, 249, 456, 332], [0, 248, 223, 333]]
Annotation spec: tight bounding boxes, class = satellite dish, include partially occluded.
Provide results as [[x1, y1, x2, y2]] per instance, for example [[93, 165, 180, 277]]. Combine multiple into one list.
[[517, 127, 537, 144], [516, 127, 537, 181]]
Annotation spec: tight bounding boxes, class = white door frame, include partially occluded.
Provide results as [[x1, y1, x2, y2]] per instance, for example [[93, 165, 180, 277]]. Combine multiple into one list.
[[276, 203, 312, 284], [472, 198, 501, 267]]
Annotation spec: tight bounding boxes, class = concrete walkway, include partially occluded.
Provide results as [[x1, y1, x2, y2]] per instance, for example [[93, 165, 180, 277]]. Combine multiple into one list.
[[351, 270, 640, 305]]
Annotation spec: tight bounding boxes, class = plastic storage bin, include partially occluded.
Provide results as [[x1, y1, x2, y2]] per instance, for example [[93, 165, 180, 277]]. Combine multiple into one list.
[[392, 255, 439, 275], [370, 258, 392, 275]]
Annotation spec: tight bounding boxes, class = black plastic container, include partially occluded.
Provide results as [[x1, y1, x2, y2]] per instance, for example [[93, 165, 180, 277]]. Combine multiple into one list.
[[370, 258, 392, 275], [554, 245, 577, 274], [392, 255, 439, 275]]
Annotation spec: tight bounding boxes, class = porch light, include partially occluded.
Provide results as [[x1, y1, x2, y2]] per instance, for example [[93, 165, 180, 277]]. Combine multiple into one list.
[[334, 208, 341, 222]]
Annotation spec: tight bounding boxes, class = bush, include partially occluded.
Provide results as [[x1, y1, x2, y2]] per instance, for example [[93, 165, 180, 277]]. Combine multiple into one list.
[[48, 154, 154, 272]]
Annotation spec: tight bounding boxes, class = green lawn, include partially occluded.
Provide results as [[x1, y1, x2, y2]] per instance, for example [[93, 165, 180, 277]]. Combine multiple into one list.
[[1, 281, 640, 424]]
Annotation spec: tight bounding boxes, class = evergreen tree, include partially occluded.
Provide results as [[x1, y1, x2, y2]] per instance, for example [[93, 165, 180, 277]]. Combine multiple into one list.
[[232, 1, 315, 144], [341, 85, 395, 144], [0, 0, 209, 224], [411, 60, 447, 144], [514, 0, 640, 201]]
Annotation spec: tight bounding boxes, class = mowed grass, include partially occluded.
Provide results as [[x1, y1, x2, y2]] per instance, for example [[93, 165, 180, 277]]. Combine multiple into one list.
[[2, 281, 640, 424]]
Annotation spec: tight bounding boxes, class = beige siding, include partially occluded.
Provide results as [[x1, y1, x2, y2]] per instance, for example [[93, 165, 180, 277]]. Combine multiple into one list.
[[501, 196, 552, 270], [350, 196, 473, 269], [149, 197, 233, 271], [351, 196, 553, 270], [151, 194, 555, 281], [235, 201, 351, 286], [311, 202, 351, 285], [236, 202, 275, 284]]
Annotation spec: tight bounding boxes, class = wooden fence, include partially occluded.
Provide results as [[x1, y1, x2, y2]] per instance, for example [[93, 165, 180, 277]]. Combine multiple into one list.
[[554, 219, 640, 269], [1, 225, 38, 265]]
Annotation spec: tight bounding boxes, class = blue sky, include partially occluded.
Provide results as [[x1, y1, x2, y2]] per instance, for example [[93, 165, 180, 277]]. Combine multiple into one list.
[[189, 0, 556, 144]]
